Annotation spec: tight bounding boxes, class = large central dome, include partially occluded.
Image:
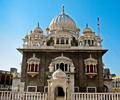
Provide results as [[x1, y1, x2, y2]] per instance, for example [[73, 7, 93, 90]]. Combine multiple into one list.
[[49, 6, 77, 32]]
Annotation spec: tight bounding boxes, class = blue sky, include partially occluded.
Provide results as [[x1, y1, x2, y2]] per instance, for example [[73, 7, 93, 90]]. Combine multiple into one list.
[[0, 0, 120, 75]]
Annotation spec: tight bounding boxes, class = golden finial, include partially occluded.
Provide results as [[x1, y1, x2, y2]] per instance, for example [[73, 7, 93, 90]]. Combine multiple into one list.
[[61, 5, 64, 14]]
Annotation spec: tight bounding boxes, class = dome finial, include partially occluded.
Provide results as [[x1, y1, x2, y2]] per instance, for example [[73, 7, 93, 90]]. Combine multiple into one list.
[[37, 22, 39, 28], [61, 5, 64, 14], [86, 24, 88, 28]]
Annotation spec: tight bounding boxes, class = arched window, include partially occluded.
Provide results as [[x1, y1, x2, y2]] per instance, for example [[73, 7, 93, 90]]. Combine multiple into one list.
[[90, 64, 93, 73], [61, 38, 64, 44], [56, 38, 59, 44], [35, 64, 38, 72], [60, 63, 64, 71], [31, 64, 34, 72], [66, 39, 69, 44], [88, 40, 90, 46]]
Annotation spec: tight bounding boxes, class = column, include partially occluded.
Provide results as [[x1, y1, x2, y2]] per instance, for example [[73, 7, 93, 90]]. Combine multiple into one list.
[[34, 63, 35, 72], [30, 64, 32, 72], [86, 40, 89, 46], [69, 39, 71, 45], [89, 65, 90, 73], [85, 65, 87, 73], [93, 64, 95, 73], [64, 38, 66, 44], [37, 64, 39, 72], [59, 38, 61, 44], [90, 40, 92, 46], [54, 38, 56, 45], [55, 64, 56, 71]]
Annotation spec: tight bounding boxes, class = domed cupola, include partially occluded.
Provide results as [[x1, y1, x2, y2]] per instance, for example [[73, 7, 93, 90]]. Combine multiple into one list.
[[48, 6, 78, 33], [52, 68, 66, 79], [23, 23, 46, 48], [79, 24, 102, 47], [83, 24, 94, 36], [33, 22, 43, 33]]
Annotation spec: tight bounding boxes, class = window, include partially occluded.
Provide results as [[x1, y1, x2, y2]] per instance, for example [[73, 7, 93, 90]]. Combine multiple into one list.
[[66, 39, 69, 44], [31, 64, 34, 72], [88, 40, 90, 46], [27, 86, 37, 92], [56, 38, 59, 44], [60, 63, 64, 71], [35, 64, 38, 72], [61, 38, 64, 44], [87, 87, 96, 92], [90, 65, 93, 73]]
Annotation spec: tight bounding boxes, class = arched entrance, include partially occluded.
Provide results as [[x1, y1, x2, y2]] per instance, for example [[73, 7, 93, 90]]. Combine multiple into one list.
[[55, 87, 65, 100]]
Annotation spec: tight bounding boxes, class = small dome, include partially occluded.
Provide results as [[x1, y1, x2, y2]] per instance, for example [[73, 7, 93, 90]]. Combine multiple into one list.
[[33, 23, 43, 33], [49, 6, 77, 32], [52, 69, 66, 79], [83, 24, 92, 33]]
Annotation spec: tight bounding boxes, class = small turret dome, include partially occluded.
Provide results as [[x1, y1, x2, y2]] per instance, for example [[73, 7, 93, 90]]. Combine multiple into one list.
[[83, 24, 92, 33], [49, 6, 77, 32], [33, 23, 43, 33], [52, 69, 66, 79]]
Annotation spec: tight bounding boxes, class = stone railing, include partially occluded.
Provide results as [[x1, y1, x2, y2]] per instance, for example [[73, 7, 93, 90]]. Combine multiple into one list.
[[72, 93, 120, 100], [0, 91, 47, 100], [1, 91, 120, 100]]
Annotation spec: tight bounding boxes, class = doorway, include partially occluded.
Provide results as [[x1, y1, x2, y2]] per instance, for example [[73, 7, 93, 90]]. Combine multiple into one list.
[[55, 87, 65, 100]]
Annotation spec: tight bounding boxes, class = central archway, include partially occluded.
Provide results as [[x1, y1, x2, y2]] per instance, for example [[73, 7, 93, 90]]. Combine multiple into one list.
[[55, 87, 65, 100]]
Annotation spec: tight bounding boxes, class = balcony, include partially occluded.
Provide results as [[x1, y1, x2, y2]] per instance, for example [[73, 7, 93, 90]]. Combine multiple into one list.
[[27, 71, 39, 77], [85, 72, 97, 78]]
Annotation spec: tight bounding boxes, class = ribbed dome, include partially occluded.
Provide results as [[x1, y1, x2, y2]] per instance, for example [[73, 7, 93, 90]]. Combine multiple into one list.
[[49, 6, 77, 32], [52, 69, 66, 79]]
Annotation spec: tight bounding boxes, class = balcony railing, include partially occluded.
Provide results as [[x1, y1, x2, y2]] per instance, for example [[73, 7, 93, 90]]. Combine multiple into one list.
[[0, 91, 120, 100], [72, 93, 120, 100], [0, 91, 47, 100]]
